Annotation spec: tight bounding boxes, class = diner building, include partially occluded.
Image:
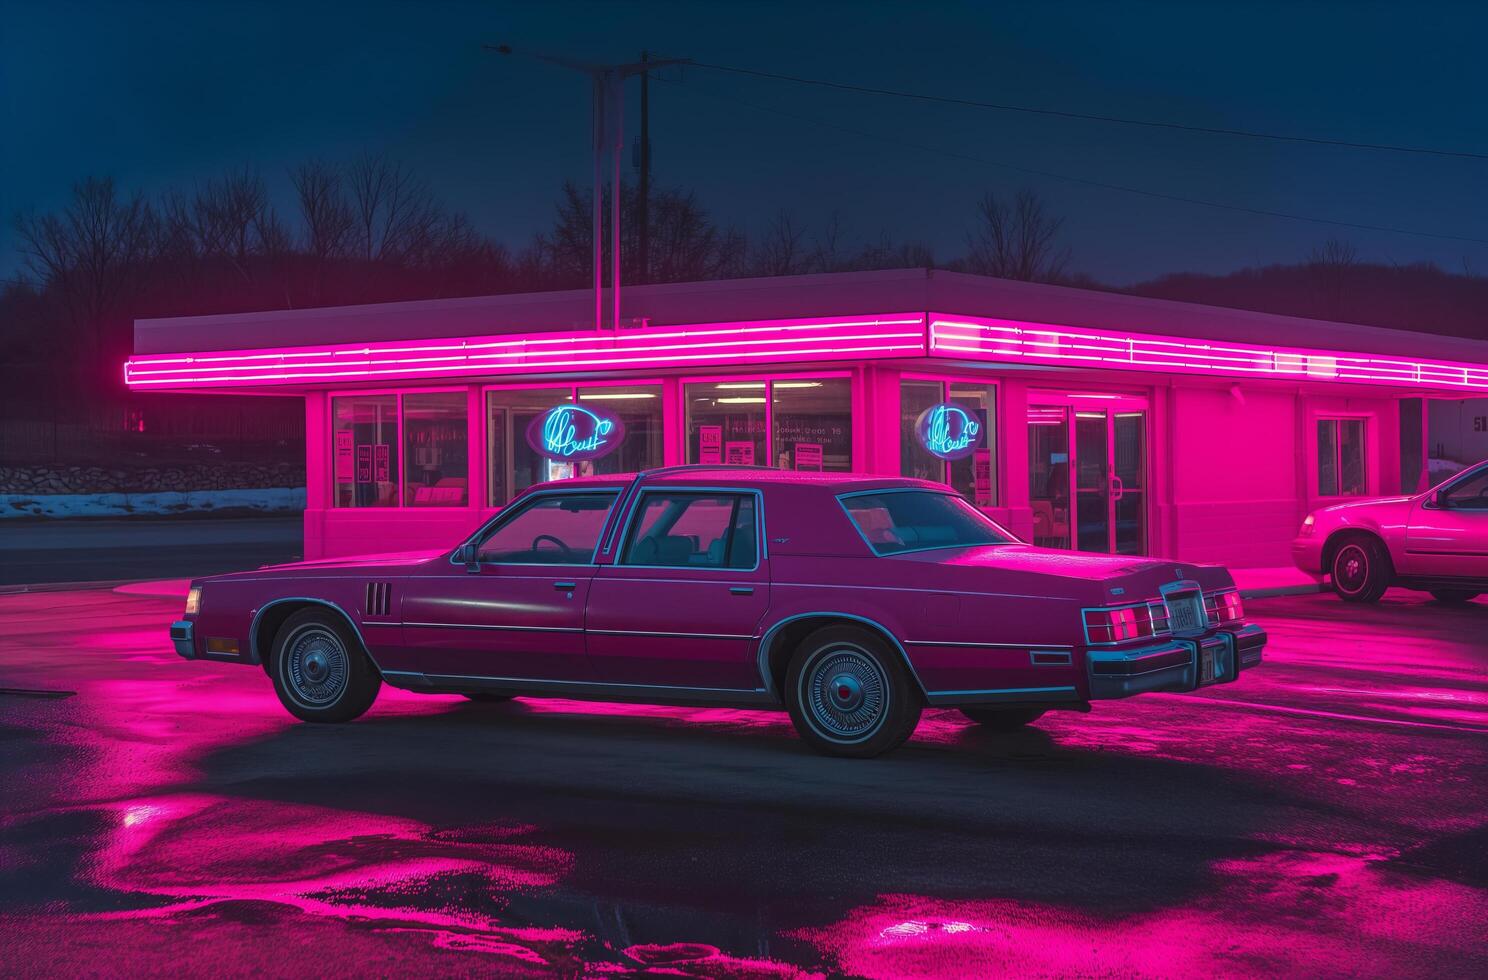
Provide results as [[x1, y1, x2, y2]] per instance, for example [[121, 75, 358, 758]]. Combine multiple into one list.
[[126, 268, 1488, 568]]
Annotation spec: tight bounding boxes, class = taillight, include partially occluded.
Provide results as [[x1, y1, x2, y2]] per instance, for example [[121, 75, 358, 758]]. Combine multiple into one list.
[[1083, 604, 1158, 643], [1205, 590, 1245, 625]]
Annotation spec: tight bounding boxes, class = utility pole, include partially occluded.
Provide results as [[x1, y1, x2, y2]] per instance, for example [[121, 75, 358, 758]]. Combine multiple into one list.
[[490, 45, 687, 331], [637, 51, 650, 285]]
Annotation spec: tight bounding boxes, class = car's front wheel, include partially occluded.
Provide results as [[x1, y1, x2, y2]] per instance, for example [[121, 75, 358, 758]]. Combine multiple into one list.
[[1330, 536, 1391, 603], [269, 608, 381, 723], [1429, 589, 1480, 605], [784, 625, 922, 758], [959, 707, 1047, 730]]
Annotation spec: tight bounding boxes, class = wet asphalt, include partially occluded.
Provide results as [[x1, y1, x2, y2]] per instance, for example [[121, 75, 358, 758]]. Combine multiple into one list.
[[0, 587, 1484, 978]]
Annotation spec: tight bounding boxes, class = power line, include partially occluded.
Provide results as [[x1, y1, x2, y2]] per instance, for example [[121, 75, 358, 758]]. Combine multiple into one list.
[[658, 76, 1488, 247], [690, 61, 1488, 162]]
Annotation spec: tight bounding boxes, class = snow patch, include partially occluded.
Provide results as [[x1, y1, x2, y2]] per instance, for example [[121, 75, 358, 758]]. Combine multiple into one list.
[[1, 487, 305, 519]]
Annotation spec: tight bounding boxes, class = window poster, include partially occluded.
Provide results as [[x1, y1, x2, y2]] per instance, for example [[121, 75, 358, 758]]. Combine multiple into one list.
[[335, 430, 354, 482], [725, 441, 755, 465], [973, 448, 993, 505], [374, 444, 391, 483], [699, 425, 723, 464], [794, 443, 824, 471], [356, 444, 373, 484]]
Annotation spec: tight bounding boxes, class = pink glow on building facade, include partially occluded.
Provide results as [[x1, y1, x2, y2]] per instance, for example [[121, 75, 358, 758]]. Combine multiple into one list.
[[126, 269, 1488, 567]]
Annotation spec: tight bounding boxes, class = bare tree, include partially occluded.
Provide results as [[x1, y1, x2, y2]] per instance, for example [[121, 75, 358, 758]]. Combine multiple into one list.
[[1308, 238, 1360, 318], [346, 153, 446, 265], [13, 177, 158, 372], [964, 189, 1070, 282], [751, 210, 814, 276], [291, 160, 356, 263], [162, 169, 284, 283]]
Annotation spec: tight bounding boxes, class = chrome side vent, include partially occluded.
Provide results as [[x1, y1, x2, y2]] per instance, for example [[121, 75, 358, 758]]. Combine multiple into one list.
[[365, 581, 392, 617]]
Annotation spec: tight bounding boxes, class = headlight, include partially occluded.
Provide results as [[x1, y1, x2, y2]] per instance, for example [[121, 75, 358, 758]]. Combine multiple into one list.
[[184, 587, 202, 616], [1299, 514, 1316, 537]]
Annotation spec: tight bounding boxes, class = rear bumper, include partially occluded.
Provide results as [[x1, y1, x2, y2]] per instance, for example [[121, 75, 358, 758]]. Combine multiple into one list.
[[170, 620, 195, 660], [1086, 624, 1266, 699]]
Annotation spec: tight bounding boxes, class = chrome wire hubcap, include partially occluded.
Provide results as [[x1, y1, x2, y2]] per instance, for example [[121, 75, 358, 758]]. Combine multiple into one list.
[[286, 626, 348, 707], [806, 647, 886, 741]]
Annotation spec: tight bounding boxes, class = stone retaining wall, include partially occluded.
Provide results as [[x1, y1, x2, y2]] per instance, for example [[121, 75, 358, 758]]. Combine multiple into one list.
[[0, 462, 305, 495]]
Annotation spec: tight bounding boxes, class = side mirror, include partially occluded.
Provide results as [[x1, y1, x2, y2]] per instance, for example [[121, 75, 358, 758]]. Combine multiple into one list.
[[454, 544, 481, 573], [1433, 490, 1452, 509]]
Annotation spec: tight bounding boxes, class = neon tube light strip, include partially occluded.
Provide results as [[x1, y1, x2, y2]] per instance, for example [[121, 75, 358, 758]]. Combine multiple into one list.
[[124, 316, 928, 389], [930, 315, 1488, 391]]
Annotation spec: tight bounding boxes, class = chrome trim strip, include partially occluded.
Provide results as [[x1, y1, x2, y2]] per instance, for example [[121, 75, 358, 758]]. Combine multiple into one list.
[[929, 685, 1077, 697], [774, 581, 1071, 601], [248, 596, 385, 672], [904, 639, 1072, 650], [588, 628, 755, 640], [423, 672, 763, 695], [402, 621, 582, 634], [755, 611, 927, 698]]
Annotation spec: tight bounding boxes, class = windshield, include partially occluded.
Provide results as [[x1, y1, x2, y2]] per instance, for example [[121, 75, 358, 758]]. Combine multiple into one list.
[[841, 490, 1014, 555]]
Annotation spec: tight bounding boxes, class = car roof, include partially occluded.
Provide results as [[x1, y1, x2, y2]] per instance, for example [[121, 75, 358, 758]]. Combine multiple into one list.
[[526, 467, 950, 495]]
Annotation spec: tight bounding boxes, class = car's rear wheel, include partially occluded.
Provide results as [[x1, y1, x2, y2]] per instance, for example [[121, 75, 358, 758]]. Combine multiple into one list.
[[1330, 536, 1390, 603], [461, 692, 515, 703], [269, 608, 381, 723], [784, 625, 922, 758], [1429, 589, 1480, 605], [959, 707, 1047, 730]]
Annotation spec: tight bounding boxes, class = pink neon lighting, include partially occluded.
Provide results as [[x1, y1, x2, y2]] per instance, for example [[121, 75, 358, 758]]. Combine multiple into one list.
[[124, 316, 928, 389], [931, 315, 1488, 391]]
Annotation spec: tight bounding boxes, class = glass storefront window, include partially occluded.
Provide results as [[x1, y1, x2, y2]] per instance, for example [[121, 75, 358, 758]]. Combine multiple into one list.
[[332, 395, 398, 508], [899, 379, 998, 506], [403, 392, 468, 506], [488, 384, 663, 506], [772, 378, 852, 471], [687, 382, 767, 467]]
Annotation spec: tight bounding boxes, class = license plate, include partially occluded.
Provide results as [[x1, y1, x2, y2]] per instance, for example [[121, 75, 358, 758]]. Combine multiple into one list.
[[1168, 595, 1202, 633]]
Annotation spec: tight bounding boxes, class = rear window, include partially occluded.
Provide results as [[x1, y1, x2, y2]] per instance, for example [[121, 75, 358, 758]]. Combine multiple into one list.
[[841, 490, 1012, 555]]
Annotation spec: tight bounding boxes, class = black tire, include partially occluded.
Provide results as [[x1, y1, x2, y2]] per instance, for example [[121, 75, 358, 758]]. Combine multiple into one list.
[[1429, 589, 1480, 605], [959, 707, 1047, 730], [269, 608, 381, 723], [461, 692, 515, 703], [784, 625, 922, 758], [1330, 536, 1391, 603]]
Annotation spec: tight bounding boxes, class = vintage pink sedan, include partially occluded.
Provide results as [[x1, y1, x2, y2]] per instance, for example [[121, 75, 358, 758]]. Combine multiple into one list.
[[170, 466, 1265, 757], [1293, 459, 1488, 604]]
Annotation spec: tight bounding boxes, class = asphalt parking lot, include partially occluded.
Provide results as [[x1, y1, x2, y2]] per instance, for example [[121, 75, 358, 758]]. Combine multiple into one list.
[[1, 587, 1484, 978]]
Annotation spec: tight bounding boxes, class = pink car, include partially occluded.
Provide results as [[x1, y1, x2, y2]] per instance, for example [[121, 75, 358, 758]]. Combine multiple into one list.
[[1293, 460, 1488, 605], [171, 466, 1265, 757]]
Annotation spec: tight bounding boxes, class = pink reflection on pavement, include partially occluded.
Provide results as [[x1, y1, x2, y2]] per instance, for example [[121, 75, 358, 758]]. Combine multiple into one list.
[[791, 846, 1488, 978]]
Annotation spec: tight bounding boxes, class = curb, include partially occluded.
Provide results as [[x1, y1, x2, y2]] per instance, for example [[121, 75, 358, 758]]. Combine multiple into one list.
[[1239, 583, 1326, 599]]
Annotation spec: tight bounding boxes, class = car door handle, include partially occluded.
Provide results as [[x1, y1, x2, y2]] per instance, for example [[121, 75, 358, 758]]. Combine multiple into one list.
[[729, 586, 755, 595], [553, 581, 577, 591]]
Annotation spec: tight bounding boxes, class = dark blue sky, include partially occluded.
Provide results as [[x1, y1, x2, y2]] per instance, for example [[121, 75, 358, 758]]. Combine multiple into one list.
[[4, 0, 1486, 285]]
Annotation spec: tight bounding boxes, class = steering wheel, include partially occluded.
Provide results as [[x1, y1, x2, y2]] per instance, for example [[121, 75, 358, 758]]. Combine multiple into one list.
[[531, 534, 577, 560]]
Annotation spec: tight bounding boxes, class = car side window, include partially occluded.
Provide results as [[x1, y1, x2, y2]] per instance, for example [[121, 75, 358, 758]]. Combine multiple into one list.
[[621, 492, 758, 569], [475, 492, 618, 564], [1441, 469, 1488, 511]]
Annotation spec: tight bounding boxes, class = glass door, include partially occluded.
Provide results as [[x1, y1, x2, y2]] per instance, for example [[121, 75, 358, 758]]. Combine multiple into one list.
[[1028, 397, 1148, 554]]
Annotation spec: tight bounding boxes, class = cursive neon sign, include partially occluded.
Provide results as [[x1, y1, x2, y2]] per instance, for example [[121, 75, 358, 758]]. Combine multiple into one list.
[[526, 404, 624, 461], [916, 403, 982, 460]]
